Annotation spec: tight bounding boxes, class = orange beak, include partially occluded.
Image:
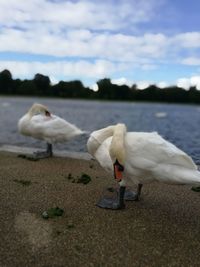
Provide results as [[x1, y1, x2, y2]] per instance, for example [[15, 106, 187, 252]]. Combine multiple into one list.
[[114, 160, 124, 182]]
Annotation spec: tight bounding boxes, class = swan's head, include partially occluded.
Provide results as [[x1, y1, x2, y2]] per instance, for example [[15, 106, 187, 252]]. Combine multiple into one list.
[[28, 103, 51, 117]]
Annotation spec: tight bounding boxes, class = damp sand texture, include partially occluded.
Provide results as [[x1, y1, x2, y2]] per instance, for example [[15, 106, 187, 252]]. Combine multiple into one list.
[[1, 151, 200, 267]]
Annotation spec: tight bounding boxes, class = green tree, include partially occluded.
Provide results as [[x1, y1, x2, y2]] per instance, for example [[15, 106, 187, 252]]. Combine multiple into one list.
[[0, 69, 13, 94], [18, 80, 38, 95], [33, 73, 50, 95]]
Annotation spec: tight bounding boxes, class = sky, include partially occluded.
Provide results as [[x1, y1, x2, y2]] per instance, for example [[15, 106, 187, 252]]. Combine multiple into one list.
[[0, 0, 200, 90]]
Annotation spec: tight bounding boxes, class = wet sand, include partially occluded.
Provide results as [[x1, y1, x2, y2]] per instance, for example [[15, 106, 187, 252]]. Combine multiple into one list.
[[0, 150, 200, 267]]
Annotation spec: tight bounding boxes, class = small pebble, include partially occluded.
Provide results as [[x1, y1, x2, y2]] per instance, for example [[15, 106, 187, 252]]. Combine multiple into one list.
[[42, 211, 49, 219]]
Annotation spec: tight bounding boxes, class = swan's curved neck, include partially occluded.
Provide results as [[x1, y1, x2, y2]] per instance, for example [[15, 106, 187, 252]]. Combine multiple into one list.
[[109, 123, 127, 165], [87, 125, 115, 157], [94, 125, 115, 143], [28, 103, 49, 117]]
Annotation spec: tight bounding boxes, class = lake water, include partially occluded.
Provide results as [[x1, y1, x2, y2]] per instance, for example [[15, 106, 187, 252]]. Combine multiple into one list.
[[0, 96, 200, 164]]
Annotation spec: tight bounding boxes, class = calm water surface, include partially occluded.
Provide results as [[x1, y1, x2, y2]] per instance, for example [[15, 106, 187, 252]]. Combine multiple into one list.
[[0, 96, 200, 163]]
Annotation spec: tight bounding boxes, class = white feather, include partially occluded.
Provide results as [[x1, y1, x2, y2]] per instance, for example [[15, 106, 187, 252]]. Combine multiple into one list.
[[87, 124, 200, 186], [18, 103, 84, 144]]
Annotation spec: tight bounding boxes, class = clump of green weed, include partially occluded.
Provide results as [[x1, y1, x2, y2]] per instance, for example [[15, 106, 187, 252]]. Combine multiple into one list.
[[77, 173, 91, 184], [65, 173, 91, 185], [42, 207, 64, 219], [191, 186, 200, 192], [13, 179, 31, 186]]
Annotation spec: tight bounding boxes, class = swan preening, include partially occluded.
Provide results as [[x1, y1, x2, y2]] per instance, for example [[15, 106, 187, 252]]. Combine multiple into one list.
[[87, 123, 200, 209], [18, 103, 85, 159], [18, 104, 200, 209]]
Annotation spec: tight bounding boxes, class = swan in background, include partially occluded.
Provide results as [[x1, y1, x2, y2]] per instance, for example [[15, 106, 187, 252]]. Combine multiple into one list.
[[154, 112, 167, 118], [87, 123, 200, 210], [18, 103, 85, 159]]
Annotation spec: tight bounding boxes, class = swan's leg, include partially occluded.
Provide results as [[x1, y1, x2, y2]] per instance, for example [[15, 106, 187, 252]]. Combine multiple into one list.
[[47, 143, 53, 156], [97, 161, 143, 210], [33, 143, 53, 158], [97, 161, 127, 209], [18, 143, 53, 160], [107, 183, 143, 201], [97, 186, 126, 210], [124, 183, 143, 201]]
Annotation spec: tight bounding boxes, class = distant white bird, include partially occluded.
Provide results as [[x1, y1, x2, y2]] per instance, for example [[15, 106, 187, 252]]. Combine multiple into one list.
[[87, 123, 200, 210], [18, 103, 85, 159], [154, 112, 167, 118]]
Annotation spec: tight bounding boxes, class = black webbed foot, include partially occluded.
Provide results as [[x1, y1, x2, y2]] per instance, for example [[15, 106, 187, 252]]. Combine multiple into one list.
[[124, 190, 140, 201], [97, 186, 126, 210], [18, 154, 39, 161], [106, 187, 141, 201], [33, 150, 53, 158], [18, 150, 52, 161], [97, 196, 125, 210], [18, 143, 53, 161]]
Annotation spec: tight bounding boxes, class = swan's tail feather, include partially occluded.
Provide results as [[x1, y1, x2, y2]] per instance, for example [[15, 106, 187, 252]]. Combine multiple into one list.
[[73, 130, 91, 138], [80, 130, 90, 135], [154, 165, 200, 185]]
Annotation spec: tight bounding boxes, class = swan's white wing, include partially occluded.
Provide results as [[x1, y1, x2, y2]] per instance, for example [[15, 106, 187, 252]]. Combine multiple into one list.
[[89, 130, 200, 185], [125, 132, 200, 185], [125, 132, 197, 170], [88, 131, 196, 171], [19, 114, 83, 143]]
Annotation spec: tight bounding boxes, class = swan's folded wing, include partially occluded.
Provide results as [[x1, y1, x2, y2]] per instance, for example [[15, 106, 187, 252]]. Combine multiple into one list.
[[29, 115, 83, 142], [126, 132, 197, 171]]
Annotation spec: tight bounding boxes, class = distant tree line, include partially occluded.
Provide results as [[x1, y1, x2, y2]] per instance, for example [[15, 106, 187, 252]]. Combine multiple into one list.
[[0, 69, 200, 104]]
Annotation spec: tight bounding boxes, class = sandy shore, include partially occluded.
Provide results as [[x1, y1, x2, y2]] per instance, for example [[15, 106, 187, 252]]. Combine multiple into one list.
[[1, 150, 200, 267]]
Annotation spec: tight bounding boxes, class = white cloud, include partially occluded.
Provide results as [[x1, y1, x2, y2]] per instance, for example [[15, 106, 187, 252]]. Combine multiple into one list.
[[157, 81, 168, 88], [0, 0, 168, 67], [140, 64, 157, 70], [90, 83, 98, 92], [49, 76, 59, 85], [177, 76, 200, 90], [1, 1, 200, 88], [0, 60, 122, 80], [0, 27, 168, 64], [111, 77, 133, 87], [1, 26, 200, 69], [177, 78, 191, 90], [3, 59, 200, 91], [136, 81, 151, 90], [181, 57, 200, 66], [0, 0, 157, 31], [173, 32, 200, 48], [1, 0, 200, 70], [191, 76, 200, 90]]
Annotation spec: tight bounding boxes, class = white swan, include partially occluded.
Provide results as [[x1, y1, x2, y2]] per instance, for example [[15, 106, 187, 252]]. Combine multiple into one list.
[[87, 123, 200, 209], [18, 103, 85, 159], [154, 112, 167, 118]]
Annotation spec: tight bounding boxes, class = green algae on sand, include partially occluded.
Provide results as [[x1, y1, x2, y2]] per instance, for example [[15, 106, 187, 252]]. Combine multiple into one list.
[[13, 179, 32, 186], [66, 173, 91, 185], [42, 207, 64, 219]]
